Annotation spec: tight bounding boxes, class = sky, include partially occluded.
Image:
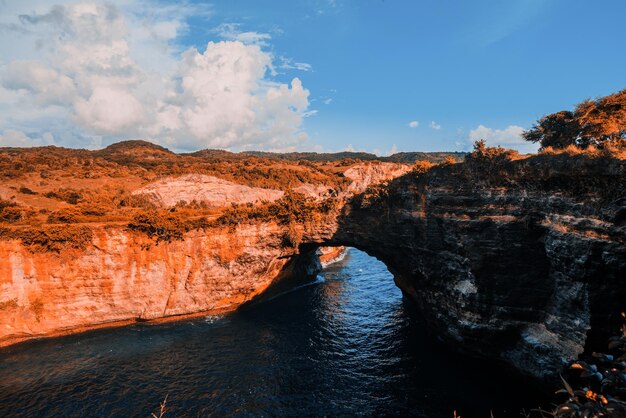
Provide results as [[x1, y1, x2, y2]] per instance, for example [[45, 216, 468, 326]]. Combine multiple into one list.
[[0, 0, 625, 154]]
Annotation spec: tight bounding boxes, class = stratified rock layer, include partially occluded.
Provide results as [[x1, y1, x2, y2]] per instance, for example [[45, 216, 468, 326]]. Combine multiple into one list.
[[1, 154, 624, 383], [303, 154, 625, 381]]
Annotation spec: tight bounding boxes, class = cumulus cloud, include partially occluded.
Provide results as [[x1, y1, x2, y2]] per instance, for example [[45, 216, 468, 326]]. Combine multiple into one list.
[[0, 1, 311, 151], [408, 120, 418, 128], [469, 124, 539, 153], [429, 121, 441, 130]]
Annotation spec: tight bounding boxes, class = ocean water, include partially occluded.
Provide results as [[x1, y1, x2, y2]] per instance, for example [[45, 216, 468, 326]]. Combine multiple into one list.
[[0, 248, 547, 417]]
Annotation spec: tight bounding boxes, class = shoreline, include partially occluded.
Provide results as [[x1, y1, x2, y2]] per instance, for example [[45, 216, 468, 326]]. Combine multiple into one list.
[[0, 304, 239, 350]]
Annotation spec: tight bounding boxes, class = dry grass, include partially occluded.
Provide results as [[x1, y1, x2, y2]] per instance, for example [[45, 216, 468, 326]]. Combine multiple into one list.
[[0, 141, 384, 247], [541, 141, 626, 160]]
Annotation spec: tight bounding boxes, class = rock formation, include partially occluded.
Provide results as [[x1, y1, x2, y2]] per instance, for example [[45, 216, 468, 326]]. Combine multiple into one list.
[[132, 174, 284, 207], [302, 153, 625, 382], [1, 153, 624, 384]]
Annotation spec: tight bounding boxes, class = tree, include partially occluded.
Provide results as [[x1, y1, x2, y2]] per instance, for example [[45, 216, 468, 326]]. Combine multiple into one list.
[[523, 89, 626, 149], [522, 111, 581, 149], [575, 89, 626, 147]]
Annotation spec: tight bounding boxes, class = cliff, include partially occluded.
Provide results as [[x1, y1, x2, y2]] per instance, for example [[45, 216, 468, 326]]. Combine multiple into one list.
[[0, 149, 624, 384], [304, 152, 625, 381], [0, 223, 317, 346]]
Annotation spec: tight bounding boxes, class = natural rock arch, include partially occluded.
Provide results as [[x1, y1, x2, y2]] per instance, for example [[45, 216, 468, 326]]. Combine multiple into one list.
[[0, 153, 623, 385], [287, 155, 626, 383]]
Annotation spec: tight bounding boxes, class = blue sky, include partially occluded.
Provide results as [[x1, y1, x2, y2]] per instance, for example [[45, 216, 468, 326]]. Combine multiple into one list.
[[0, 0, 624, 154]]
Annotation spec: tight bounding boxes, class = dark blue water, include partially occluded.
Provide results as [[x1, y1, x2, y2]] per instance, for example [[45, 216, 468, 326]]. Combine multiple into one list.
[[0, 248, 546, 417]]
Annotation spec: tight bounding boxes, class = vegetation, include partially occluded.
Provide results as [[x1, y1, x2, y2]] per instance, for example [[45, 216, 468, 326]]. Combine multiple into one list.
[[240, 149, 465, 163], [282, 221, 303, 248], [0, 198, 37, 224], [537, 313, 626, 417], [127, 211, 189, 243], [30, 299, 44, 322], [461, 139, 521, 187], [524, 89, 626, 150], [215, 191, 340, 228], [0, 225, 93, 252], [44, 189, 83, 204]]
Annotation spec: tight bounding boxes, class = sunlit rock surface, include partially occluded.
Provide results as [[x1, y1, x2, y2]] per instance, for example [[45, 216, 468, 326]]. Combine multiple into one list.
[[1, 154, 624, 383], [132, 174, 284, 207]]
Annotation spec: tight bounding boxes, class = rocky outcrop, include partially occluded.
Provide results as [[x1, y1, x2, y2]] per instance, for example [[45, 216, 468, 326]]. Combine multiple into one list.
[[317, 246, 347, 267], [1, 153, 624, 384], [301, 153, 625, 382], [343, 162, 412, 194], [132, 174, 284, 207]]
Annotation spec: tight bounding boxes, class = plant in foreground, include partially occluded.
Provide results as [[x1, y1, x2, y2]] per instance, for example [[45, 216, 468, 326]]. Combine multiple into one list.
[[536, 313, 626, 417]]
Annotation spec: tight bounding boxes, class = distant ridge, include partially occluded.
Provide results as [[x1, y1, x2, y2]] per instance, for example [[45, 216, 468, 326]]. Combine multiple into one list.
[[189, 149, 466, 163], [0, 139, 466, 164]]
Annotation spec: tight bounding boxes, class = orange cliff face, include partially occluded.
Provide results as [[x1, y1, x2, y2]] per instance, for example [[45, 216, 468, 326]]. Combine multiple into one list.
[[0, 140, 417, 348], [0, 223, 308, 347]]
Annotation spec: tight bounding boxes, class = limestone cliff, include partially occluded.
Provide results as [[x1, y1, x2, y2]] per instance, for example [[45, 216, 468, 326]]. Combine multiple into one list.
[[0, 224, 317, 347], [1, 153, 624, 384]]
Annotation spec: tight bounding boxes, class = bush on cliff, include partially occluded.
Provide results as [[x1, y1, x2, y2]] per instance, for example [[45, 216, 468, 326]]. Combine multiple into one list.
[[462, 139, 519, 186], [44, 188, 83, 204], [47, 207, 81, 223], [127, 211, 188, 243], [0, 199, 38, 224], [216, 191, 340, 228], [282, 221, 303, 248], [0, 225, 93, 252]]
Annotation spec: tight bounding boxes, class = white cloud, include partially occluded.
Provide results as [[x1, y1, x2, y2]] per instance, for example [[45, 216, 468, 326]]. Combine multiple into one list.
[[323, 98, 332, 105], [386, 144, 398, 156], [408, 120, 418, 128], [74, 86, 145, 133], [468, 124, 539, 153], [430, 121, 441, 130], [278, 56, 312, 72], [214, 23, 271, 46], [0, 129, 55, 147], [0, 1, 311, 151]]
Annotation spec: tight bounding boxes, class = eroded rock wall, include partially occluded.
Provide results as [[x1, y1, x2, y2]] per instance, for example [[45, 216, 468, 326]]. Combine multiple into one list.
[[302, 154, 625, 381], [1, 154, 623, 384], [0, 224, 317, 347]]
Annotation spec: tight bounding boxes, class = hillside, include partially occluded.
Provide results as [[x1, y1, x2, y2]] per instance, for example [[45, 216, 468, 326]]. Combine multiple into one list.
[[0, 139, 417, 239]]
